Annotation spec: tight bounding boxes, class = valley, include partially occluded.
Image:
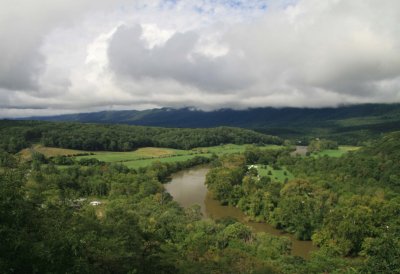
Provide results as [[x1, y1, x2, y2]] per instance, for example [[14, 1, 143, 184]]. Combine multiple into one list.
[[3, 2, 400, 273], [0, 119, 399, 273]]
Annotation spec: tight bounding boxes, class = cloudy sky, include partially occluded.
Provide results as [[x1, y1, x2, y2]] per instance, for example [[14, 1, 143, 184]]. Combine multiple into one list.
[[1, 0, 400, 117]]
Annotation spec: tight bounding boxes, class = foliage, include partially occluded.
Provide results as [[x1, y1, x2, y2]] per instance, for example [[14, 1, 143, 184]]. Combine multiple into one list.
[[206, 131, 400, 272], [0, 149, 18, 168], [23, 103, 400, 144], [0, 154, 303, 274], [307, 139, 338, 153], [2, 122, 400, 273], [0, 120, 282, 153]]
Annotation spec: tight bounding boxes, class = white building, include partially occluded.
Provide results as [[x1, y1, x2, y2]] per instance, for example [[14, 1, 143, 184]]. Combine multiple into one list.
[[90, 201, 102, 206]]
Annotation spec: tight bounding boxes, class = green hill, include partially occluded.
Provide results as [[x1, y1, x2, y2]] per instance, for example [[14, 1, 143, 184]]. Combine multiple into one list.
[[21, 103, 400, 144]]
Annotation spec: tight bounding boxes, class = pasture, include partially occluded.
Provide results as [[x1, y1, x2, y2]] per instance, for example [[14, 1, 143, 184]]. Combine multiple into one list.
[[311, 145, 360, 158], [74, 144, 284, 169], [18, 143, 359, 171], [123, 154, 211, 169], [19, 144, 286, 169], [193, 144, 282, 154], [18, 145, 90, 161], [76, 147, 191, 163], [252, 164, 294, 183]]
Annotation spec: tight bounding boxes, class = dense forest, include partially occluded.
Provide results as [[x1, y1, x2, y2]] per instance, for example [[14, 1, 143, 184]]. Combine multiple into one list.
[[206, 132, 400, 273], [23, 103, 400, 144], [1, 121, 399, 273], [0, 152, 354, 273], [0, 120, 281, 153], [1, 156, 220, 273]]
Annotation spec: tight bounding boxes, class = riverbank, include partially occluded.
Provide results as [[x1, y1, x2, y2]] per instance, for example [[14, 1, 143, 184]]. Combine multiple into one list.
[[165, 166, 317, 259]]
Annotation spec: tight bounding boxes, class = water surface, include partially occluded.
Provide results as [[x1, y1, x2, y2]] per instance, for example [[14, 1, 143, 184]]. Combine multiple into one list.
[[165, 166, 317, 258]]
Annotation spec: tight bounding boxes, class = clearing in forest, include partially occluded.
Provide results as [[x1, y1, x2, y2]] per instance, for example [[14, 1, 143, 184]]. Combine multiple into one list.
[[311, 145, 360, 158], [250, 164, 294, 183], [18, 145, 89, 161]]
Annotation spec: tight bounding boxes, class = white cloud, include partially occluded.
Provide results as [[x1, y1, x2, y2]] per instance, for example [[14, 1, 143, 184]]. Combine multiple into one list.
[[0, 0, 400, 117]]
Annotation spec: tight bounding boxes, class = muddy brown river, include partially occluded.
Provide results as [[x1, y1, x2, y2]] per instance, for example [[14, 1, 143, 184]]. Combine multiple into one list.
[[165, 166, 317, 259]]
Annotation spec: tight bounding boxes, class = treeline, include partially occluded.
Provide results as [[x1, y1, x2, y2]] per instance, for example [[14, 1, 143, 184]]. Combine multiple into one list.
[[286, 131, 400, 191], [205, 149, 332, 241], [307, 138, 338, 153], [0, 152, 357, 274], [0, 120, 282, 153], [27, 104, 400, 145], [206, 133, 400, 273], [282, 132, 400, 269]]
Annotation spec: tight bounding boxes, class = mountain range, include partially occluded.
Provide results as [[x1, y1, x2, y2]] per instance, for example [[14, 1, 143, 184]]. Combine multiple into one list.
[[22, 103, 400, 144]]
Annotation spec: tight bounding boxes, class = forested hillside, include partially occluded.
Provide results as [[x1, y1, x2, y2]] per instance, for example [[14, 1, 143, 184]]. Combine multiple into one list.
[[0, 120, 281, 153], [23, 103, 400, 144]]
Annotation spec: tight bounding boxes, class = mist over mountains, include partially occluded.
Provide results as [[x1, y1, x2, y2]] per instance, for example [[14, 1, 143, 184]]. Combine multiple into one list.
[[21, 103, 400, 143]]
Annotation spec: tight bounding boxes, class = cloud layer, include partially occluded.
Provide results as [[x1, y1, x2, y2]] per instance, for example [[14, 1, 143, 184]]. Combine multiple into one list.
[[1, 0, 400, 117]]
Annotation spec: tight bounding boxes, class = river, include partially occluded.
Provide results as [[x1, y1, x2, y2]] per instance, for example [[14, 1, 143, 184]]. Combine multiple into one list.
[[164, 166, 317, 259]]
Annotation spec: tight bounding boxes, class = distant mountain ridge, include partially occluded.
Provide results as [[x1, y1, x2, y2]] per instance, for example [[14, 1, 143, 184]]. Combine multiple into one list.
[[22, 103, 400, 144], [23, 104, 400, 126]]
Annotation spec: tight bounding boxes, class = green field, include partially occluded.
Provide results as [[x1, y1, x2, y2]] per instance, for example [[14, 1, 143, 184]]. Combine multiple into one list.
[[76, 147, 191, 163], [75, 147, 204, 169], [193, 144, 282, 154], [20, 143, 358, 170], [19, 144, 285, 169], [123, 154, 212, 169], [250, 164, 294, 183], [311, 145, 360, 158], [73, 144, 284, 169], [18, 145, 89, 161]]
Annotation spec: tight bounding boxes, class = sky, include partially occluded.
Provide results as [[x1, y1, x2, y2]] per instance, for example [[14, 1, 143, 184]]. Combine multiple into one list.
[[1, 0, 400, 117]]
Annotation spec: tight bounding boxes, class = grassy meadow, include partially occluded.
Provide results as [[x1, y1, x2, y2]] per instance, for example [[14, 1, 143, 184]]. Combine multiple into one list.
[[19, 143, 358, 170], [311, 145, 360, 158], [76, 147, 191, 162], [123, 154, 210, 169], [250, 164, 295, 183], [75, 144, 284, 169], [193, 144, 282, 154], [18, 145, 90, 161]]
